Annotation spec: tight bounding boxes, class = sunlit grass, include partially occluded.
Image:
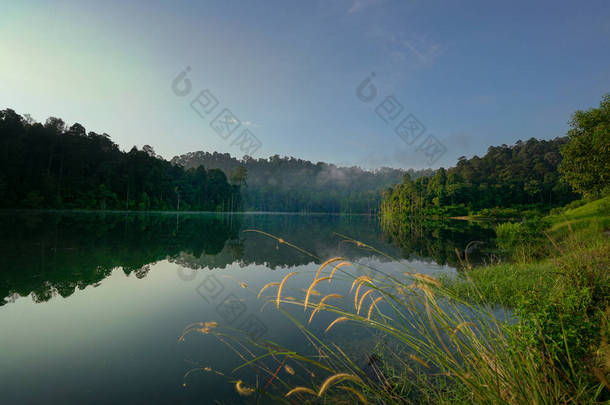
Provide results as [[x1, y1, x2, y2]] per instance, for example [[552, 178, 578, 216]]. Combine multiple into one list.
[[180, 220, 609, 403]]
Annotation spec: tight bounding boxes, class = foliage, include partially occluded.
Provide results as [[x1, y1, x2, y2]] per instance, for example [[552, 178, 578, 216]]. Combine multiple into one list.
[[445, 196, 610, 398], [495, 218, 550, 261], [0, 109, 241, 211], [172, 151, 434, 213], [0, 211, 410, 305], [516, 241, 610, 367], [442, 261, 557, 308], [0, 212, 242, 304], [547, 194, 610, 232], [381, 138, 577, 218], [184, 232, 607, 404], [381, 217, 497, 267], [559, 94, 610, 198]]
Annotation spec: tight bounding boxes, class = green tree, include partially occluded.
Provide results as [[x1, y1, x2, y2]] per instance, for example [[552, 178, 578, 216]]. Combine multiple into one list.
[[0, 109, 238, 212], [559, 94, 610, 197], [230, 165, 248, 187]]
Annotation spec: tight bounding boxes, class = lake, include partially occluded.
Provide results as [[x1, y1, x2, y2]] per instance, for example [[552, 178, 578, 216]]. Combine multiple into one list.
[[0, 212, 497, 404]]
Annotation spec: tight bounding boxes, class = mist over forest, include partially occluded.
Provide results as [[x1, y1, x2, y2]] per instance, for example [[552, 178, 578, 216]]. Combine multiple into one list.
[[172, 151, 434, 212]]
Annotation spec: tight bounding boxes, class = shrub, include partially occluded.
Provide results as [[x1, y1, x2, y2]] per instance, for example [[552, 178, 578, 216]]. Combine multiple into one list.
[[495, 218, 550, 261]]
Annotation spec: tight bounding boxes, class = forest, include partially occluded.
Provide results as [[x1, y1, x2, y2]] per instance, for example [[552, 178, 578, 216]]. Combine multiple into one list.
[[2, 96, 606, 216], [381, 137, 579, 217], [0, 109, 240, 211], [0, 108, 432, 213], [382, 95, 609, 219], [172, 151, 433, 213]]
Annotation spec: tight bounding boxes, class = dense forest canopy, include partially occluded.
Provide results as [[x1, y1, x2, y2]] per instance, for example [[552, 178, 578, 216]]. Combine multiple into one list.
[[6, 100, 603, 216], [381, 137, 578, 217], [0, 109, 239, 210], [172, 151, 434, 213], [0, 108, 434, 213]]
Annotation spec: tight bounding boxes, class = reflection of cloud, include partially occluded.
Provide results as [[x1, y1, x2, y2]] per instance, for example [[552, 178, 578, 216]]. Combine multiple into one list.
[[348, 0, 384, 13]]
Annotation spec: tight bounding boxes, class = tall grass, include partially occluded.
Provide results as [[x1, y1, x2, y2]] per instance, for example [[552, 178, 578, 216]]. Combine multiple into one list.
[[180, 227, 608, 403]]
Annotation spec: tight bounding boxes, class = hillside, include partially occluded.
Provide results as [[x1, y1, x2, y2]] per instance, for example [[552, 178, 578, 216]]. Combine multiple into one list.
[[381, 137, 578, 217], [172, 151, 434, 213], [0, 109, 239, 211]]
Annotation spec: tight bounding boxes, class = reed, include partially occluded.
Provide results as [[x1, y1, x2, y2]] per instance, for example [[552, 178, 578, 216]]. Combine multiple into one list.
[[187, 228, 608, 404], [235, 380, 255, 396], [304, 277, 332, 311], [324, 316, 350, 333], [309, 293, 344, 324], [314, 257, 346, 280], [276, 272, 297, 309]]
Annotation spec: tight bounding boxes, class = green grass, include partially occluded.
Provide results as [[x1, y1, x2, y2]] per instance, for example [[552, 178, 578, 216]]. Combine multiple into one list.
[[441, 195, 610, 402], [442, 261, 557, 307], [445, 195, 610, 308], [547, 195, 610, 233]]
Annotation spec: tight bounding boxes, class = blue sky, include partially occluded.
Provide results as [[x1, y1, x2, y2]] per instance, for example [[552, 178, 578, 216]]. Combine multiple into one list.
[[1, 0, 609, 169]]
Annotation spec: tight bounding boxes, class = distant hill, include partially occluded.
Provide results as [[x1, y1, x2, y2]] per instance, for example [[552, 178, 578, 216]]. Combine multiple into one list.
[[0, 109, 238, 211], [171, 152, 434, 213], [381, 137, 577, 217]]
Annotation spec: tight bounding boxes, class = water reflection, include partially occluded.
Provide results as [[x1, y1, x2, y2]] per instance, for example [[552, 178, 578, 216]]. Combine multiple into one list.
[[0, 212, 497, 306], [380, 217, 498, 267], [0, 211, 501, 404]]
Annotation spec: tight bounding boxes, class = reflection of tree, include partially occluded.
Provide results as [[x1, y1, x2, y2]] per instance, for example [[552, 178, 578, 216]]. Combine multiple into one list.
[[170, 214, 402, 270], [0, 212, 241, 305], [0, 213, 497, 305], [1, 213, 405, 304], [381, 217, 497, 267]]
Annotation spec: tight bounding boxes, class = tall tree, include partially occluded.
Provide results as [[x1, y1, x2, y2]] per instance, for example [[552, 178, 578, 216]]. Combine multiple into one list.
[[0, 109, 238, 211], [559, 94, 610, 197]]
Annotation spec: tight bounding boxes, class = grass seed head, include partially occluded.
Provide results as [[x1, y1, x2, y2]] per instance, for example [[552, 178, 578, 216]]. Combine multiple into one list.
[[258, 282, 279, 299], [277, 272, 298, 309], [350, 276, 371, 294], [325, 316, 350, 333], [357, 289, 374, 315], [308, 293, 344, 323], [367, 296, 384, 320], [328, 261, 352, 281], [235, 380, 255, 396], [314, 257, 346, 280], [304, 277, 331, 311], [285, 387, 317, 397], [318, 373, 363, 396]]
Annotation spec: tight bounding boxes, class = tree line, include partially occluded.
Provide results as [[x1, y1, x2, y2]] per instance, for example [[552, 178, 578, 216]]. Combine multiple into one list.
[[381, 137, 577, 217], [0, 109, 240, 211], [172, 151, 433, 213], [381, 94, 610, 218]]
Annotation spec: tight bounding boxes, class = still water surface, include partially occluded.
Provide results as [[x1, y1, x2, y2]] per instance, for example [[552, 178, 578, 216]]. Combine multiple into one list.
[[0, 212, 496, 404]]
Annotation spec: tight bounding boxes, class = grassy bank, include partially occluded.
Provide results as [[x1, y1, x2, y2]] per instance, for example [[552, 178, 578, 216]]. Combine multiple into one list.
[[443, 195, 610, 400], [188, 197, 609, 404], [444, 196, 609, 305]]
